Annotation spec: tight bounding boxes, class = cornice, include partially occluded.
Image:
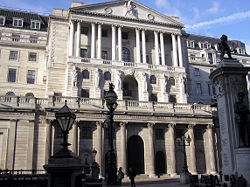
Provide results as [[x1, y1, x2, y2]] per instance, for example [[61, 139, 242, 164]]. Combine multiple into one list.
[[70, 10, 183, 29]]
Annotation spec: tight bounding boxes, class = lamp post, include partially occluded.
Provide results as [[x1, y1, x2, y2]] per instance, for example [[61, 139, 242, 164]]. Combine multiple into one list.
[[54, 100, 76, 158], [176, 135, 192, 184], [104, 83, 118, 185]]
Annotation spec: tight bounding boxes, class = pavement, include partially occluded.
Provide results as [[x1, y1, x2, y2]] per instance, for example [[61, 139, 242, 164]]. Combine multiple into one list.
[[103, 175, 189, 187]]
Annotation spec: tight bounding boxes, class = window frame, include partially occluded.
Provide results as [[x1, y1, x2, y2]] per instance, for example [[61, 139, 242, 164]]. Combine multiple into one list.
[[12, 34, 20, 42], [9, 51, 18, 61], [13, 18, 23, 27], [27, 70, 35, 84], [0, 16, 5, 25], [150, 75, 156, 84], [8, 68, 17, 83], [196, 83, 202, 95], [30, 36, 38, 44], [104, 71, 111, 81], [30, 20, 41, 30], [80, 49, 88, 58], [28, 52, 37, 62], [81, 89, 89, 98], [82, 69, 89, 79], [187, 40, 195, 48]]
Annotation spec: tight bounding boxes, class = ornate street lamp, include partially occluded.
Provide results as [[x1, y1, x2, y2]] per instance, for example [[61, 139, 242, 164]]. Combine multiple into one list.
[[104, 83, 118, 185], [53, 100, 76, 158], [176, 135, 192, 184]]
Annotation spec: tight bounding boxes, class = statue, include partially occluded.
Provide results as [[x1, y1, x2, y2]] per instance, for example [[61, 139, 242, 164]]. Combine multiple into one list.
[[124, 0, 136, 16], [71, 66, 79, 87], [95, 68, 100, 88], [218, 34, 233, 60], [234, 92, 250, 147]]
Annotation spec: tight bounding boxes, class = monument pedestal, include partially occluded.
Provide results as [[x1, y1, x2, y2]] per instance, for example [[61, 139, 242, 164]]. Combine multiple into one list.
[[44, 156, 84, 187], [210, 59, 250, 185]]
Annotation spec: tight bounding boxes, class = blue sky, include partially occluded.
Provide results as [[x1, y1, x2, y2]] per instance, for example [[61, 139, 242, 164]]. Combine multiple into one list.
[[1, 0, 250, 53]]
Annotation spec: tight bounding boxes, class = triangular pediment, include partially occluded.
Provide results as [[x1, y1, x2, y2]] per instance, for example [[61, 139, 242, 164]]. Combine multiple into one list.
[[70, 0, 183, 27]]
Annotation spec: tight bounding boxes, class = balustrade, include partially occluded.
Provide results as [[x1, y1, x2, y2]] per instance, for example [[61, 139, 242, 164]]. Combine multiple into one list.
[[0, 96, 212, 116]]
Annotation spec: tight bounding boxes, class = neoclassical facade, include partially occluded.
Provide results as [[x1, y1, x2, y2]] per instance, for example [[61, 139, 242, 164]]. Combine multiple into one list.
[[0, 0, 249, 177]]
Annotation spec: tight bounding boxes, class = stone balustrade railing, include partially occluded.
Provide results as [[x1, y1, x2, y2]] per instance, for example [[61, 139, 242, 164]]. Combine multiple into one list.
[[0, 96, 213, 116], [68, 57, 185, 72]]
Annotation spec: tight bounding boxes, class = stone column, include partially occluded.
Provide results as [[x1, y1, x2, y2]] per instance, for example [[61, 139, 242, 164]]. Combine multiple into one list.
[[136, 28, 141, 63], [69, 20, 74, 56], [188, 124, 197, 174], [27, 120, 35, 170], [45, 119, 52, 163], [97, 23, 102, 59], [207, 124, 216, 174], [160, 32, 165, 65], [76, 21, 81, 57], [147, 123, 156, 177], [96, 121, 103, 176], [120, 122, 127, 174], [154, 31, 160, 65], [91, 23, 96, 58], [141, 29, 146, 64], [168, 123, 177, 176], [177, 35, 183, 67], [112, 25, 116, 60], [118, 26, 122, 61], [171, 34, 178, 67], [6, 120, 17, 169]]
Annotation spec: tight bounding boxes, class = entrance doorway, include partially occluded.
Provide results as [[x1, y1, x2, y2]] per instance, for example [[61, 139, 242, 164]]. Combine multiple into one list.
[[155, 151, 166, 174], [127, 135, 144, 174]]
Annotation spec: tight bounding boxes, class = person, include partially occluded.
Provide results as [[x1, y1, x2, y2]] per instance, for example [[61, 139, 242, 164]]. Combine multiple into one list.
[[117, 167, 124, 185], [129, 167, 136, 187]]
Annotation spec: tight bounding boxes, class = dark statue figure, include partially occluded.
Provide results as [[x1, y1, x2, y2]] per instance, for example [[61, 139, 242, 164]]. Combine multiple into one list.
[[234, 92, 250, 147], [218, 34, 233, 60]]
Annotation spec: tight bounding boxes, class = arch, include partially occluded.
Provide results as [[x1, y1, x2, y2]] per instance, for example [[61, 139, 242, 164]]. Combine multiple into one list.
[[122, 75, 138, 100], [127, 135, 144, 174], [82, 69, 89, 79], [122, 47, 130, 62], [6, 92, 15, 96], [25, 92, 34, 97], [155, 151, 166, 174], [104, 71, 111, 81]]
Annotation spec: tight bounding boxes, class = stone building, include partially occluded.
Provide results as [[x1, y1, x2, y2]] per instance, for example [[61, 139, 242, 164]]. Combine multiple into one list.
[[0, 0, 249, 177]]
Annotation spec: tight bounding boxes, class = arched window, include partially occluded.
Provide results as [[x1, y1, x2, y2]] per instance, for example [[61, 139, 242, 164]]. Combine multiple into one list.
[[122, 47, 130, 62], [6, 92, 15, 96], [150, 75, 156, 84], [104, 71, 111, 81], [25, 93, 34, 97], [82, 69, 89, 79], [169, 77, 175, 86]]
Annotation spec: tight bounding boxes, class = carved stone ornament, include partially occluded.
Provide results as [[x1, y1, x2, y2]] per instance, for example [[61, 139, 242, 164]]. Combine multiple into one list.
[[147, 14, 155, 21], [104, 7, 112, 14], [214, 77, 225, 98]]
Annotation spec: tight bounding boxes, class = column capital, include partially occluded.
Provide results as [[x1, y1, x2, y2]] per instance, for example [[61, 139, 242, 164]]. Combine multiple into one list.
[[117, 24, 124, 28], [207, 124, 214, 129], [96, 121, 103, 127], [188, 123, 196, 129], [135, 27, 142, 31], [154, 31, 159, 35], [119, 121, 128, 127], [147, 122, 155, 128], [168, 123, 176, 128]]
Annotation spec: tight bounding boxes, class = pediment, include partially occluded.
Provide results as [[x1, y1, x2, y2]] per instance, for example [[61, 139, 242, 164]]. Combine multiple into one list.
[[70, 0, 183, 27]]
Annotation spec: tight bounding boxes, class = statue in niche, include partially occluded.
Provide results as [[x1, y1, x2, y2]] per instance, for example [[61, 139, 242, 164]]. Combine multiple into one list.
[[218, 34, 233, 60], [71, 66, 80, 87], [234, 92, 250, 147], [95, 68, 100, 88]]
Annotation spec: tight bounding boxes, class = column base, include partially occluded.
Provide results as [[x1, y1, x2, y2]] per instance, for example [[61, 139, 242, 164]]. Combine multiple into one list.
[[148, 173, 157, 178], [170, 173, 177, 177]]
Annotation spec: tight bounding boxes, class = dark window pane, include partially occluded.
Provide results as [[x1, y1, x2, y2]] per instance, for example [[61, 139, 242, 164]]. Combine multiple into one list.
[[8, 69, 16, 82]]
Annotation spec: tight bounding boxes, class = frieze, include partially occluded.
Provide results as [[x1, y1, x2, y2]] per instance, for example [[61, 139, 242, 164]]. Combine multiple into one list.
[[214, 76, 225, 98]]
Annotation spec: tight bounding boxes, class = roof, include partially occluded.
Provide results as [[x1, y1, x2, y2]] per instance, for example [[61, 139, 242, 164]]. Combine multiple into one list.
[[0, 8, 48, 31]]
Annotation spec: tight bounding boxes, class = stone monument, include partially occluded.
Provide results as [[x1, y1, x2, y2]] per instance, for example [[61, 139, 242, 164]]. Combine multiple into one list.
[[210, 45, 250, 185]]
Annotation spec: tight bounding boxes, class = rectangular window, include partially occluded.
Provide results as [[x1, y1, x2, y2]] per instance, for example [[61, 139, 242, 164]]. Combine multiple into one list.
[[122, 32, 128, 40], [194, 68, 200, 76], [81, 89, 89, 98], [30, 36, 38, 43], [80, 49, 88, 58], [156, 128, 164, 140], [9, 51, 18, 60], [81, 27, 88, 35], [29, 52, 37, 62], [196, 83, 202, 95], [31, 21, 40, 29], [190, 54, 196, 61], [13, 18, 23, 27], [27, 70, 35, 84], [12, 34, 20, 42], [81, 127, 92, 139], [169, 95, 176, 103], [187, 40, 194, 48], [0, 16, 5, 25], [8, 69, 16, 82], [102, 50, 108, 59], [102, 29, 108, 37]]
